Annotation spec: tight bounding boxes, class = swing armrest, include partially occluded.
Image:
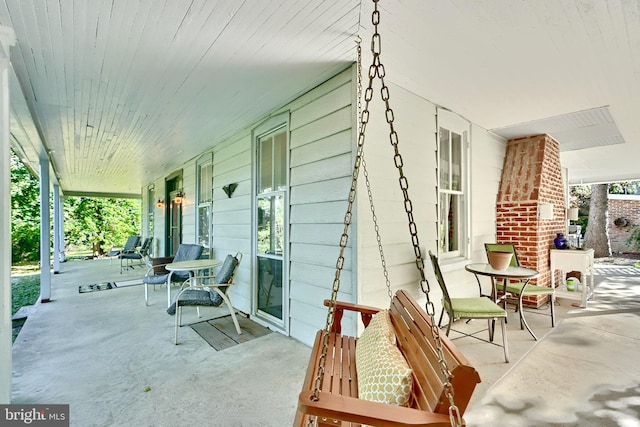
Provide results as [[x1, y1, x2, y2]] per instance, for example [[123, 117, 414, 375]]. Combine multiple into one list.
[[323, 299, 381, 334], [298, 391, 453, 427]]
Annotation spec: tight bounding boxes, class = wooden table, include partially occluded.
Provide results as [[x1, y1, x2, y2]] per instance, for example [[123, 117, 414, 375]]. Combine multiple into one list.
[[165, 258, 222, 307], [465, 263, 540, 340]]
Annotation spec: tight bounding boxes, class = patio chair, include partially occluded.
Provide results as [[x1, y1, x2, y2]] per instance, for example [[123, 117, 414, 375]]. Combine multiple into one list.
[[170, 252, 243, 344], [117, 236, 141, 273], [120, 237, 152, 273], [107, 247, 122, 266], [143, 244, 204, 305], [429, 251, 509, 362], [484, 243, 555, 329]]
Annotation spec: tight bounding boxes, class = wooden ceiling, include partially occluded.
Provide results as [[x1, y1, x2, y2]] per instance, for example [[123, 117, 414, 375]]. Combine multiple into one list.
[[3, 0, 640, 197]]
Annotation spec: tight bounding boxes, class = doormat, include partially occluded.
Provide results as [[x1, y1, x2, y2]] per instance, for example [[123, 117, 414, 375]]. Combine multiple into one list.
[[78, 282, 115, 293], [190, 314, 271, 351]]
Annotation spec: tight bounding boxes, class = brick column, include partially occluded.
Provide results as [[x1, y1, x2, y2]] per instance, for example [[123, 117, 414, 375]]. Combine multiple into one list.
[[496, 134, 566, 306]]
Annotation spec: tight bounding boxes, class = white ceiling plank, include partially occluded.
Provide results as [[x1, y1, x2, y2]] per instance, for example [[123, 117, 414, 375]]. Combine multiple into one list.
[[5, 0, 640, 193]]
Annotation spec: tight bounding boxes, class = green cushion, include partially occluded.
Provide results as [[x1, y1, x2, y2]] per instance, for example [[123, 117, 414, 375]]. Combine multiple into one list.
[[449, 297, 507, 319]]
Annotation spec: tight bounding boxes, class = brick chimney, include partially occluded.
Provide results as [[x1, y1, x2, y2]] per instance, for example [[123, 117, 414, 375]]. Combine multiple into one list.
[[496, 134, 566, 304]]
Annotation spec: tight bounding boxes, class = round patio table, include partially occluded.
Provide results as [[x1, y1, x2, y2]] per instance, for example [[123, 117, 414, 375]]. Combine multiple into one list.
[[165, 259, 222, 307], [465, 263, 540, 340]]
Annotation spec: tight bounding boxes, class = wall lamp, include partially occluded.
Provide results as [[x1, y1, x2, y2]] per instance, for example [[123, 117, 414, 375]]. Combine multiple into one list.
[[222, 183, 238, 198], [174, 191, 184, 204], [538, 203, 554, 220], [156, 199, 164, 208]]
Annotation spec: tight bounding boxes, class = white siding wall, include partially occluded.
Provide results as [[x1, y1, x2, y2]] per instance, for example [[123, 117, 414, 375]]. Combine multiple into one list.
[[141, 65, 507, 346], [181, 160, 197, 244], [211, 131, 252, 313], [141, 68, 354, 346], [355, 82, 438, 312], [287, 68, 355, 343], [355, 81, 508, 321], [151, 178, 166, 256]]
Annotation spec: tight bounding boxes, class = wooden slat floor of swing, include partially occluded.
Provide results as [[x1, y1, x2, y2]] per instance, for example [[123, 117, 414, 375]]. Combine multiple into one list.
[[296, 330, 363, 427]]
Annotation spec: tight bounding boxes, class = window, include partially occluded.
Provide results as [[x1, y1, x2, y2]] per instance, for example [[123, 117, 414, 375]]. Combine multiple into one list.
[[253, 113, 288, 328], [437, 109, 470, 259], [197, 154, 213, 257]]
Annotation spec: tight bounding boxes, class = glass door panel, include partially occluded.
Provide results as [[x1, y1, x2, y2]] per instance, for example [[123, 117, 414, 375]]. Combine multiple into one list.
[[257, 257, 283, 319], [256, 193, 284, 320], [254, 121, 287, 327], [257, 195, 284, 255]]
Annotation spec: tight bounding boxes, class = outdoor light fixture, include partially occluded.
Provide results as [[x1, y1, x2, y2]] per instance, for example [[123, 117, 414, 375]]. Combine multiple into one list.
[[156, 199, 164, 208], [174, 191, 184, 204], [222, 183, 238, 198], [538, 203, 554, 220]]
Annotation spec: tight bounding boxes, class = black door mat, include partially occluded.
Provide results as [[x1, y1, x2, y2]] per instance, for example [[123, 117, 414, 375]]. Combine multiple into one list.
[[78, 282, 115, 293]]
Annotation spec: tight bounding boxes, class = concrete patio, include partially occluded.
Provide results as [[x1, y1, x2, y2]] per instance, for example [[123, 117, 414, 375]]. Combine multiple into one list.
[[10, 258, 640, 426]]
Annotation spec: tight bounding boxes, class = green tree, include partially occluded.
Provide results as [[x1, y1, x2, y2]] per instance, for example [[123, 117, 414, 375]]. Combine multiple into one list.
[[10, 150, 41, 263], [569, 185, 591, 235], [570, 181, 640, 236], [64, 197, 141, 256], [629, 228, 640, 251], [609, 181, 640, 195]]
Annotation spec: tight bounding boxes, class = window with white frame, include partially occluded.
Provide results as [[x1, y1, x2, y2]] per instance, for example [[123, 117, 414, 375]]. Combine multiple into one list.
[[437, 109, 470, 259], [253, 112, 289, 327], [196, 154, 213, 257]]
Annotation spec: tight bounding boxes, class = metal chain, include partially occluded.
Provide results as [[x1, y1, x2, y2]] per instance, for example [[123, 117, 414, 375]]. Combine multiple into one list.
[[368, 3, 461, 424], [311, 2, 461, 426], [359, 37, 393, 301], [362, 158, 393, 300], [368, 4, 461, 425], [310, 34, 373, 404]]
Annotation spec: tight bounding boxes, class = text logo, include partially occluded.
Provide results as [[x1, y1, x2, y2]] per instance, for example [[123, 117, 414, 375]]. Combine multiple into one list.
[[1, 405, 69, 426]]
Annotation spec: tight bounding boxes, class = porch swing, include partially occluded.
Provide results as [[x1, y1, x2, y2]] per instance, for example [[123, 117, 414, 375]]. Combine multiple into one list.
[[294, 1, 481, 426]]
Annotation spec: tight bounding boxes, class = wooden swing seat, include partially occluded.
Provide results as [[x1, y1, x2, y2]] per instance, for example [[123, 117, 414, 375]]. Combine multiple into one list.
[[294, 290, 481, 427]]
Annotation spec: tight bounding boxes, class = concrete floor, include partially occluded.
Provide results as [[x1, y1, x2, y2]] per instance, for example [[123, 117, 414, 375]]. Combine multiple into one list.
[[10, 258, 640, 426]]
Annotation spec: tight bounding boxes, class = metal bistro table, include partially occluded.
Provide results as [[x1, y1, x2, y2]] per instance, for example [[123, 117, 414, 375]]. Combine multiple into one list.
[[165, 258, 223, 307], [465, 263, 541, 340]]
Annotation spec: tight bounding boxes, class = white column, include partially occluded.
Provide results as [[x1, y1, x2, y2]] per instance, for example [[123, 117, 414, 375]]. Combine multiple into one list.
[[53, 184, 61, 273], [39, 157, 51, 302], [0, 24, 16, 405]]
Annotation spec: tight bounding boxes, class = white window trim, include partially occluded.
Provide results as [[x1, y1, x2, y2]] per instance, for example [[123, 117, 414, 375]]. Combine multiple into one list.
[[196, 152, 213, 255], [437, 108, 471, 262], [251, 111, 290, 332]]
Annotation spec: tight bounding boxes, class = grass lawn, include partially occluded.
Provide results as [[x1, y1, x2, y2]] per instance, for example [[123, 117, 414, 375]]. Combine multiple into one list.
[[11, 263, 41, 342], [11, 273, 40, 316]]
